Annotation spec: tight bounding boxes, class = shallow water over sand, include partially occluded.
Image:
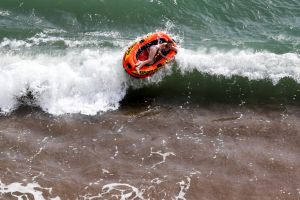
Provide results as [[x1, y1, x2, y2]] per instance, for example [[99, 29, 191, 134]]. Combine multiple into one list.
[[0, 104, 299, 199]]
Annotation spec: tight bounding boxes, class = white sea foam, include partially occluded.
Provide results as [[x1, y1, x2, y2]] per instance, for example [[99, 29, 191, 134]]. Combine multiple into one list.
[[82, 183, 145, 200], [0, 49, 128, 115], [0, 38, 31, 49], [174, 176, 191, 200], [177, 48, 300, 83], [0, 30, 123, 50], [148, 147, 176, 168], [0, 180, 61, 200], [0, 10, 10, 16]]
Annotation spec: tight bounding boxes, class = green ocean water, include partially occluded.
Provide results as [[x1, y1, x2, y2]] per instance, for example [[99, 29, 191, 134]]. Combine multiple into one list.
[[1, 0, 300, 51], [0, 0, 300, 114]]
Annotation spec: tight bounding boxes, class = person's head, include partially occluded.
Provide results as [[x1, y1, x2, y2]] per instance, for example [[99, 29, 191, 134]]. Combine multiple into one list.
[[164, 41, 173, 49]]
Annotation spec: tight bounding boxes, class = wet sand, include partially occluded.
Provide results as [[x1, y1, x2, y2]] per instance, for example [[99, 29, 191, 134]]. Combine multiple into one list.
[[0, 104, 300, 199]]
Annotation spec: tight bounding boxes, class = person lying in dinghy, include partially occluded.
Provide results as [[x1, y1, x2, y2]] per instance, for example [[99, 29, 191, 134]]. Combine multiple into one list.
[[135, 41, 177, 74]]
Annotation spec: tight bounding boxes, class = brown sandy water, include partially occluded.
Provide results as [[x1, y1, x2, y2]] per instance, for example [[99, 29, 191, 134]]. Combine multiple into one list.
[[0, 104, 300, 200]]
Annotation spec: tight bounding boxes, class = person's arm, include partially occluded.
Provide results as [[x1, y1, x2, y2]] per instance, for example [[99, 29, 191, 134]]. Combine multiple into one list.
[[165, 45, 177, 62], [171, 46, 178, 53]]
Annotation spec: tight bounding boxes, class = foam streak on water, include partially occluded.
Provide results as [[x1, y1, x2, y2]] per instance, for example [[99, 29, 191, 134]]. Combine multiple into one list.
[[0, 180, 61, 200], [0, 30, 123, 50], [174, 176, 191, 200], [82, 183, 145, 200]]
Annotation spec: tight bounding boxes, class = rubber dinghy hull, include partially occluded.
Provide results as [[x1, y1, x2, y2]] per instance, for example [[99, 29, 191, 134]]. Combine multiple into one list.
[[122, 32, 177, 78]]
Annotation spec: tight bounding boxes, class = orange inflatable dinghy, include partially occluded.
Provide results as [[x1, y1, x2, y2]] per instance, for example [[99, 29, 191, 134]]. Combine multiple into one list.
[[122, 32, 177, 78]]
